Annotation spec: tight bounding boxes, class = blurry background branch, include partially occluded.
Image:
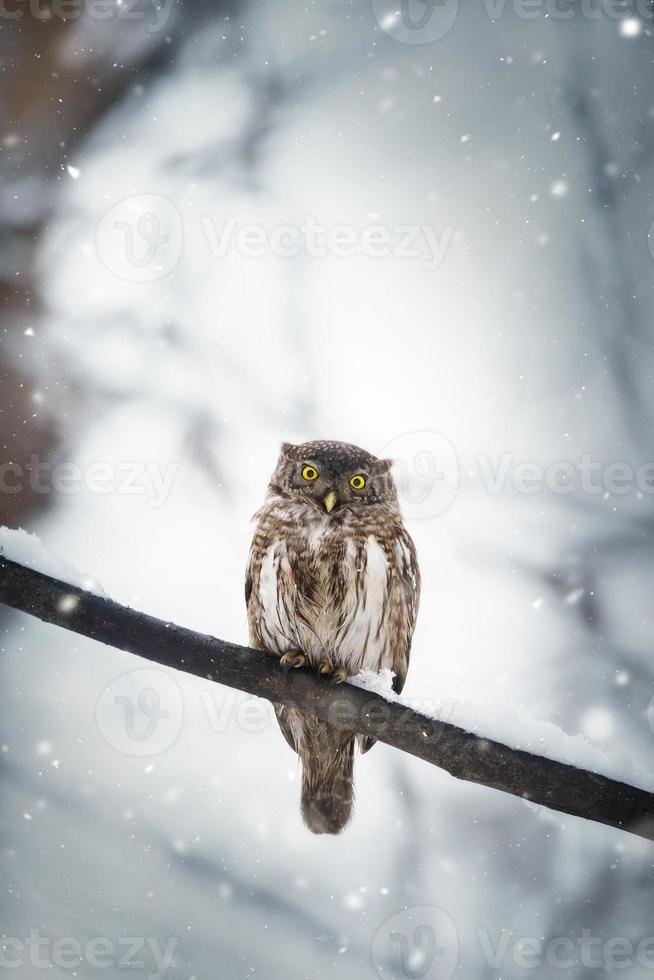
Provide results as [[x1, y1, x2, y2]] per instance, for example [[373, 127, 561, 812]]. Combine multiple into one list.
[[1, 555, 653, 844], [0, 0, 221, 531]]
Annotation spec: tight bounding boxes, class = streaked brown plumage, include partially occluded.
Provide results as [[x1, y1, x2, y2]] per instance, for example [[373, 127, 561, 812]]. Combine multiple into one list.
[[245, 440, 420, 834]]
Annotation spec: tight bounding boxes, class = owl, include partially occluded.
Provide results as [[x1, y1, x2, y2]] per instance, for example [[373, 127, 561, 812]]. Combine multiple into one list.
[[245, 440, 420, 834]]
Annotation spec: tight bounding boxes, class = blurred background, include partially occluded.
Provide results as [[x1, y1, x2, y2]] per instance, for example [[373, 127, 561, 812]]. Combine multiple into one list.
[[2, 0, 654, 976]]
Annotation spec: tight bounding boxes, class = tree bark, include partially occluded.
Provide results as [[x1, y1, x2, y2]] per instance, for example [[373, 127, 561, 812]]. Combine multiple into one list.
[[1, 555, 653, 842]]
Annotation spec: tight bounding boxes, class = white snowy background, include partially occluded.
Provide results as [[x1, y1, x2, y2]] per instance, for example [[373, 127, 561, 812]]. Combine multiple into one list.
[[2, 2, 654, 978]]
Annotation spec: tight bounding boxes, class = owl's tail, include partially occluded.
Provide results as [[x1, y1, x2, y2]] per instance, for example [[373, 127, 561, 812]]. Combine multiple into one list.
[[300, 735, 355, 835]]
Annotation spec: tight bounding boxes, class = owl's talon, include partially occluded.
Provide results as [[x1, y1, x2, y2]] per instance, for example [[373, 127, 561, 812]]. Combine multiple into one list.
[[280, 652, 307, 671], [333, 668, 349, 685], [319, 657, 334, 677]]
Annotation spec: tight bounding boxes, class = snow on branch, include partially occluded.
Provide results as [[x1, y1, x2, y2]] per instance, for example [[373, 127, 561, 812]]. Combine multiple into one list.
[[1, 552, 654, 843]]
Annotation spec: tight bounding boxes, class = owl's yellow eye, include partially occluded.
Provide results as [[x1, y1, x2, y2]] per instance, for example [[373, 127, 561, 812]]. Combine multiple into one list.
[[302, 465, 319, 481], [349, 474, 366, 490]]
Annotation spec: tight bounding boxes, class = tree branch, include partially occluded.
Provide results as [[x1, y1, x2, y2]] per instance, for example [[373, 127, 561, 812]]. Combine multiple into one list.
[[1, 556, 653, 842]]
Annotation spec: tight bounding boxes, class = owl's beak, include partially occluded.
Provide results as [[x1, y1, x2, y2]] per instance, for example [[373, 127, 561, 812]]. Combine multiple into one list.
[[323, 490, 338, 514]]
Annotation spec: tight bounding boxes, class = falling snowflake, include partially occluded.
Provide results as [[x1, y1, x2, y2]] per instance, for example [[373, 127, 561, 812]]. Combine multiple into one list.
[[620, 17, 642, 37], [550, 179, 569, 199]]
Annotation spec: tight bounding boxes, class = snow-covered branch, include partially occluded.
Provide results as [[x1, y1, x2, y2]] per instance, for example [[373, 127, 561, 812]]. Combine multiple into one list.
[[1, 553, 653, 843]]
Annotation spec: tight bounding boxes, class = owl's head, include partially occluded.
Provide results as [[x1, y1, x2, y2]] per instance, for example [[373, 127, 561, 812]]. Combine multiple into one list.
[[269, 440, 398, 515]]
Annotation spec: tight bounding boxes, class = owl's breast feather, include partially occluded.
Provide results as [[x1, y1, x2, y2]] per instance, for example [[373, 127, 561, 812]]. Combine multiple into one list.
[[335, 536, 393, 673], [253, 497, 408, 678], [256, 538, 299, 655]]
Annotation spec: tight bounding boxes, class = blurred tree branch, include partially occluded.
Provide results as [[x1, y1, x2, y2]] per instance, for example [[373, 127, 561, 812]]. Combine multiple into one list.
[[0, 9, 176, 531], [1, 554, 653, 843]]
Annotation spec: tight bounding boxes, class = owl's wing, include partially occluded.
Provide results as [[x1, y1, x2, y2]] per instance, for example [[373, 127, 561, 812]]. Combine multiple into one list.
[[361, 526, 421, 755], [391, 525, 421, 695], [246, 534, 300, 755], [274, 703, 300, 753], [244, 545, 258, 634]]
